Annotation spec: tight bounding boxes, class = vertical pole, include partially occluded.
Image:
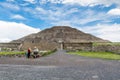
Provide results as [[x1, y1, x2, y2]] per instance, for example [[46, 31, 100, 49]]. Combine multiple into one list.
[[58, 40, 63, 50], [61, 43, 63, 50]]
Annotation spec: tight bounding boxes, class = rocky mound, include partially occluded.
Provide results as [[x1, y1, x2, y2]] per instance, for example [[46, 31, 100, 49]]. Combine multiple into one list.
[[12, 26, 109, 50]]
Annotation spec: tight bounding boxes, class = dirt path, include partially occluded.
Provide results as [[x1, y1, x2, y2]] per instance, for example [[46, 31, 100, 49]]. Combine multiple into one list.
[[0, 50, 120, 80], [0, 50, 120, 67]]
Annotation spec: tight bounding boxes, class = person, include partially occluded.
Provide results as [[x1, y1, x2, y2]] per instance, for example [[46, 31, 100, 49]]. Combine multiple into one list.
[[33, 46, 39, 58], [26, 48, 31, 58]]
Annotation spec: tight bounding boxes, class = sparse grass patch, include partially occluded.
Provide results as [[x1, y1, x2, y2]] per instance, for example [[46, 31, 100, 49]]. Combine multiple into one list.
[[40, 49, 57, 57], [68, 51, 120, 60], [0, 51, 25, 56], [93, 42, 120, 46], [0, 49, 56, 57]]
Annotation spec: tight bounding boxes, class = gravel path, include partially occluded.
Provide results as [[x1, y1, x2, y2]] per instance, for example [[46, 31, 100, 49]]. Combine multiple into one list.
[[0, 50, 120, 80]]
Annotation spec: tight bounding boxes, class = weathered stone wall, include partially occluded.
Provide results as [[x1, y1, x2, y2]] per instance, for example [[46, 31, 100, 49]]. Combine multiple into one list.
[[21, 41, 93, 51], [64, 43, 93, 51], [93, 45, 120, 54], [0, 43, 21, 51], [22, 41, 58, 51]]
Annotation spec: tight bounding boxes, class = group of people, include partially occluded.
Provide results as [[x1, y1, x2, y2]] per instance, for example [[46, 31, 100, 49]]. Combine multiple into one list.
[[26, 46, 39, 58]]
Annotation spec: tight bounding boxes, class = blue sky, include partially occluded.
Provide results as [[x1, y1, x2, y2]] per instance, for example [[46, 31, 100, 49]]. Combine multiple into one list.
[[0, 0, 120, 42]]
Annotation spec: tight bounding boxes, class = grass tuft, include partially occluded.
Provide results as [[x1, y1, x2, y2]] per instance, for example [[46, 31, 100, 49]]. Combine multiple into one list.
[[68, 51, 120, 60], [41, 49, 57, 57], [0, 51, 25, 56]]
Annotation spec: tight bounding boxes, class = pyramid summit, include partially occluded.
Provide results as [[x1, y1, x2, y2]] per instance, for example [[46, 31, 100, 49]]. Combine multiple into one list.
[[12, 26, 109, 50]]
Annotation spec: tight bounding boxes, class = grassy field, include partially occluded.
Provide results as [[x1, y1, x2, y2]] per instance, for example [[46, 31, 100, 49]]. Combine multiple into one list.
[[0, 49, 56, 57], [41, 49, 57, 57], [93, 42, 120, 46], [0, 51, 25, 56], [68, 51, 120, 60]]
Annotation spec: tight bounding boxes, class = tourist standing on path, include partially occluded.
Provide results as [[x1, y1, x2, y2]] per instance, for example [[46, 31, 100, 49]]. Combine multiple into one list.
[[33, 46, 39, 58], [27, 48, 31, 58]]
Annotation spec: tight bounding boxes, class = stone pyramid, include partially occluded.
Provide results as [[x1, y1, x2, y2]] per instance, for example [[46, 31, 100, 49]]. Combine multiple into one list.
[[12, 26, 109, 50]]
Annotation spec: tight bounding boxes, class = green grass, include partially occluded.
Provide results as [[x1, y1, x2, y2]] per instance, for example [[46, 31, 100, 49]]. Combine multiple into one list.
[[93, 42, 120, 46], [0, 51, 25, 56], [0, 49, 56, 57], [68, 51, 120, 60], [41, 49, 57, 57]]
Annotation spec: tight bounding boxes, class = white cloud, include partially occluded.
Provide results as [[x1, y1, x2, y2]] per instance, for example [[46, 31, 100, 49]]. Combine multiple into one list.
[[39, 0, 63, 4], [35, 7, 47, 15], [23, 0, 36, 4], [0, 21, 40, 42], [51, 20, 72, 26], [108, 8, 120, 16], [44, 0, 120, 7], [39, 0, 48, 4], [31, 6, 80, 22], [0, 38, 12, 43], [51, 9, 108, 26], [11, 15, 26, 20], [79, 24, 120, 42], [0, 2, 20, 11], [62, 0, 97, 6], [47, 0, 63, 3]]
